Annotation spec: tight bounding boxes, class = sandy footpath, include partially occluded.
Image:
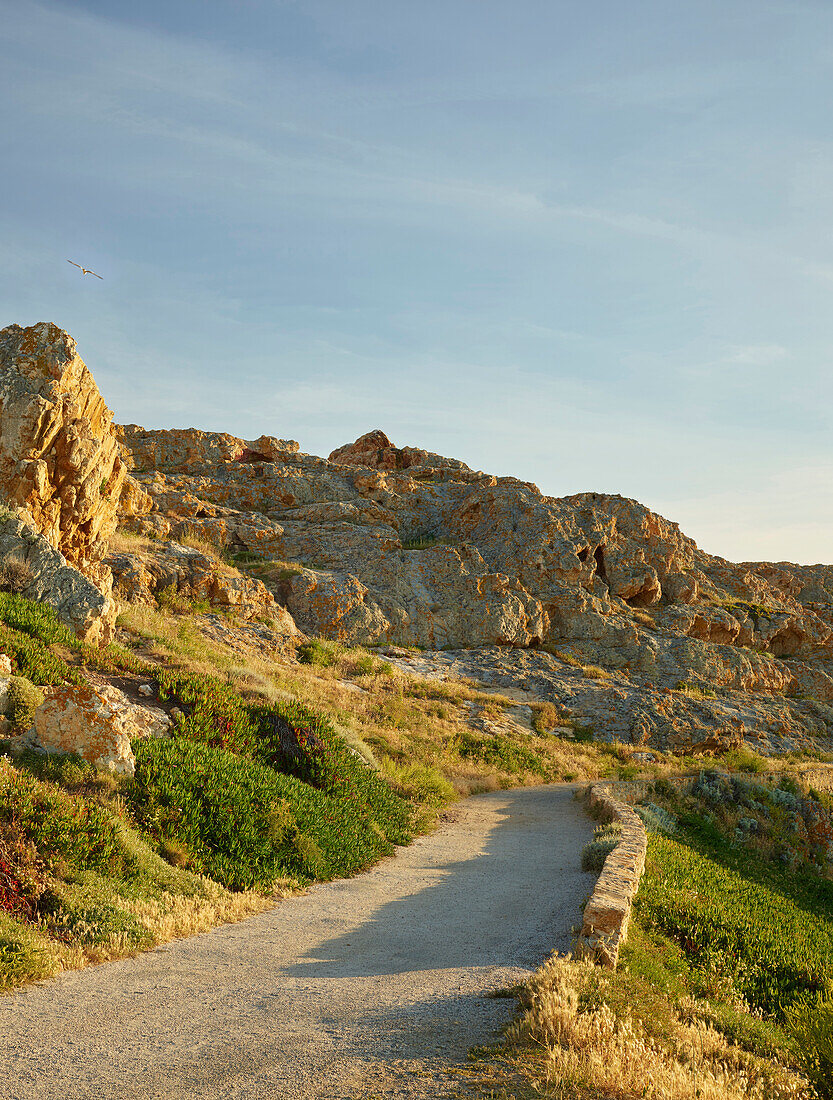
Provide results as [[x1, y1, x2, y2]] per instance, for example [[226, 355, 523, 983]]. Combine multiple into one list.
[[0, 785, 595, 1099]]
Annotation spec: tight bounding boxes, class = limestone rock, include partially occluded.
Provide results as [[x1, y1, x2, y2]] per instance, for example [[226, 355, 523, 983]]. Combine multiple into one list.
[[0, 323, 127, 591], [96, 683, 171, 741], [117, 425, 299, 472], [109, 421, 833, 754], [284, 568, 391, 644], [328, 429, 469, 472]]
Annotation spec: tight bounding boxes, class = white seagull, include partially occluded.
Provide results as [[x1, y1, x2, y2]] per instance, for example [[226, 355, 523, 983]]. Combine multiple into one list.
[[67, 260, 103, 279]]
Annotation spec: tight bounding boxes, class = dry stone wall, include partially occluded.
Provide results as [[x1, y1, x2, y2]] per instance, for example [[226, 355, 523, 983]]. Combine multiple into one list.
[[577, 783, 647, 967]]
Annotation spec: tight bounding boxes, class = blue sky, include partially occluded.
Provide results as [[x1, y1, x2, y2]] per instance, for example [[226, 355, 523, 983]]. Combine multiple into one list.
[[2, 0, 831, 563]]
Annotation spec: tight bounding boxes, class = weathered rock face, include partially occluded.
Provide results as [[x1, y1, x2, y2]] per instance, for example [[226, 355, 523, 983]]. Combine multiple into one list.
[[106, 540, 278, 622], [7, 324, 829, 757], [30, 683, 171, 776], [111, 424, 833, 753], [116, 428, 832, 660], [328, 428, 468, 473], [0, 512, 117, 644], [0, 323, 132, 593], [117, 425, 299, 472]]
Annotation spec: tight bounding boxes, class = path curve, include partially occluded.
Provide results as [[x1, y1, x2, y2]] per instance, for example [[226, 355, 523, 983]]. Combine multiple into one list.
[[1, 785, 595, 1099]]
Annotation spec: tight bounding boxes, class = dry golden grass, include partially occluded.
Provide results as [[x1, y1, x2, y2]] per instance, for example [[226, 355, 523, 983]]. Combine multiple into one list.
[[177, 525, 225, 560], [0, 885, 278, 992], [111, 524, 225, 562], [122, 882, 277, 946], [109, 528, 156, 555], [581, 664, 613, 681], [505, 956, 809, 1100], [119, 600, 757, 801]]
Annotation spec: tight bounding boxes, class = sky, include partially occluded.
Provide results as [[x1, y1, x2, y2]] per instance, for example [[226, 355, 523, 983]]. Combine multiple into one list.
[[1, 0, 831, 564]]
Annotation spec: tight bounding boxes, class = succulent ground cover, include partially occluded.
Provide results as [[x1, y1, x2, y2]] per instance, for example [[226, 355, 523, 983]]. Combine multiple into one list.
[[0, 592, 414, 989]]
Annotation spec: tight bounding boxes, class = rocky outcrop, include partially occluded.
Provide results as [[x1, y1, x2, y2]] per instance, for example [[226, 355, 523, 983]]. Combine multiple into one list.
[[0, 511, 117, 644], [117, 425, 299, 472], [0, 323, 129, 595], [29, 683, 172, 776], [328, 428, 469, 472], [114, 428, 831, 667], [107, 540, 279, 622], [5, 324, 829, 759]]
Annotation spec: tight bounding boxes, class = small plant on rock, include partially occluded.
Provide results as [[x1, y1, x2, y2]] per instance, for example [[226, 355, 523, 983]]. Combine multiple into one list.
[[0, 558, 34, 595], [6, 676, 45, 732]]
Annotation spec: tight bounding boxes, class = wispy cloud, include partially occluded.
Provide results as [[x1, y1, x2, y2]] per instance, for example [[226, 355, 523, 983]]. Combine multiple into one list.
[[2, 0, 833, 564]]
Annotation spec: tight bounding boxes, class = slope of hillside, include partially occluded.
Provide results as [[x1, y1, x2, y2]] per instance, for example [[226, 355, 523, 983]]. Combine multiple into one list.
[[0, 320, 830, 1006]]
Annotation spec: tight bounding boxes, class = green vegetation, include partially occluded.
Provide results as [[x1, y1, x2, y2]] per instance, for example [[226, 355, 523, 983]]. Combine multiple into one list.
[[492, 771, 833, 1098], [636, 831, 833, 1012], [401, 533, 451, 550], [128, 738, 407, 890], [0, 592, 415, 991], [581, 822, 621, 871], [675, 679, 717, 699], [785, 997, 833, 1098], [6, 675, 45, 731], [620, 772, 833, 1096]]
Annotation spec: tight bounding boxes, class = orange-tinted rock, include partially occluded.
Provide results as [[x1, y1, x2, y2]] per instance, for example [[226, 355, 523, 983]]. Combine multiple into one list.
[[0, 323, 127, 590], [31, 683, 171, 776], [329, 429, 469, 472], [117, 425, 299, 472]]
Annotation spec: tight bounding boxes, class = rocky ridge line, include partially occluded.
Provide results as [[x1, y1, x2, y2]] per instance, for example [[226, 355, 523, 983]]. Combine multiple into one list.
[[1, 322, 831, 758]]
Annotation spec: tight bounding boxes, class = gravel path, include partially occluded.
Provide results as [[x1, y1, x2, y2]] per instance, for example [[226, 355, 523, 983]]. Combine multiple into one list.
[[1, 784, 595, 1099]]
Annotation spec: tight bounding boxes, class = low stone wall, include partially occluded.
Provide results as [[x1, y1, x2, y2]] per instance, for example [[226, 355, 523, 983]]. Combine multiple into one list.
[[576, 762, 833, 968], [576, 783, 647, 968]]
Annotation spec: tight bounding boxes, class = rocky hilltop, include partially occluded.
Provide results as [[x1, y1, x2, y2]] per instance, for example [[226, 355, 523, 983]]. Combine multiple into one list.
[[2, 322, 832, 757]]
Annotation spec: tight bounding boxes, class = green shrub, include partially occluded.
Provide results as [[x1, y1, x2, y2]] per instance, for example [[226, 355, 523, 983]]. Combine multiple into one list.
[[0, 761, 122, 874], [353, 654, 375, 676], [14, 747, 94, 787], [6, 676, 45, 731], [785, 996, 833, 1098], [635, 802, 676, 835], [635, 831, 833, 1014], [0, 914, 57, 991], [455, 730, 548, 777], [0, 593, 143, 684], [382, 761, 456, 808], [723, 746, 768, 774], [0, 819, 46, 917], [571, 722, 595, 743], [401, 533, 449, 550], [39, 889, 151, 950], [581, 823, 622, 872], [128, 738, 411, 890], [0, 592, 81, 651], [297, 639, 342, 667]]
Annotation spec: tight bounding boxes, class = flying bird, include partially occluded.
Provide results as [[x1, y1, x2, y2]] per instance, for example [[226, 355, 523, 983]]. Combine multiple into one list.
[[67, 260, 103, 279]]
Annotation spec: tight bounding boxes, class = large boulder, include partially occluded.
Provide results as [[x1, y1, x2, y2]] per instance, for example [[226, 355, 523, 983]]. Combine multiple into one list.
[[30, 683, 171, 776], [0, 511, 117, 644], [107, 539, 278, 621], [0, 323, 128, 593]]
